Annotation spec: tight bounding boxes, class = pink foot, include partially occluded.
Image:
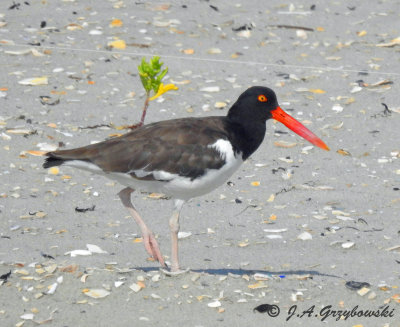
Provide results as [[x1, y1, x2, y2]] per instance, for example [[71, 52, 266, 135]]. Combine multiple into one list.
[[143, 232, 166, 268]]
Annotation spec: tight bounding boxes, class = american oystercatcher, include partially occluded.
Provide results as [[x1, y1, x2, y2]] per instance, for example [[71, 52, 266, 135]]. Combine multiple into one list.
[[43, 86, 329, 273]]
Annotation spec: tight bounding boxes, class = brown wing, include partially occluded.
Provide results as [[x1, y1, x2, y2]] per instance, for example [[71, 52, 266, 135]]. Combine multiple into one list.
[[44, 117, 231, 180]]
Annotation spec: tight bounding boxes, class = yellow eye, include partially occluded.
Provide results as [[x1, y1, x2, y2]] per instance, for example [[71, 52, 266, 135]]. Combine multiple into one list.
[[258, 94, 268, 102]]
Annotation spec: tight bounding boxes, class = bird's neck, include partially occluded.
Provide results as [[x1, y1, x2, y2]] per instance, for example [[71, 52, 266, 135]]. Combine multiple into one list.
[[225, 117, 266, 161]]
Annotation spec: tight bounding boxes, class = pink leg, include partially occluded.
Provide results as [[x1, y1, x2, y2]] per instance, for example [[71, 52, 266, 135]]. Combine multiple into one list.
[[118, 187, 166, 268], [169, 199, 185, 272]]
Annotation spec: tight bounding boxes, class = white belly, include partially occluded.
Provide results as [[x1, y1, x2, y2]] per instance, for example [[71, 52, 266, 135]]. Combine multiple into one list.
[[104, 157, 242, 200]]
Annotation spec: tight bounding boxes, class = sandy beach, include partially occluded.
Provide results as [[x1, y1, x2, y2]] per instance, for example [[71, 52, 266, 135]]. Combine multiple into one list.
[[1, 0, 400, 326]]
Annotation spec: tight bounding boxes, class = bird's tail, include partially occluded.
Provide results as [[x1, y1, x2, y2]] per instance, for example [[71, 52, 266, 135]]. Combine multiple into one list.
[[43, 147, 93, 169], [43, 155, 66, 168]]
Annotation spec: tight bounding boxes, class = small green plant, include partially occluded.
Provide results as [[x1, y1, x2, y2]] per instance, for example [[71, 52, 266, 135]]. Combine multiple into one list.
[[133, 56, 178, 128]]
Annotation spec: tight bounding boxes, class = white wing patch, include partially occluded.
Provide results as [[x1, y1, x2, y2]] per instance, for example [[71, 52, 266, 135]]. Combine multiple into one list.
[[130, 169, 175, 181]]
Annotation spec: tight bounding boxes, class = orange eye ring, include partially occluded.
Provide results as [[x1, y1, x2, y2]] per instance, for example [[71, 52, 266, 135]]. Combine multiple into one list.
[[258, 94, 268, 102]]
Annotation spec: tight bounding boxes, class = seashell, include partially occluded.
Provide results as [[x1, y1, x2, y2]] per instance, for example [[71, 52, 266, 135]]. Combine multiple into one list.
[[297, 231, 312, 240], [207, 300, 221, 308], [83, 288, 110, 298]]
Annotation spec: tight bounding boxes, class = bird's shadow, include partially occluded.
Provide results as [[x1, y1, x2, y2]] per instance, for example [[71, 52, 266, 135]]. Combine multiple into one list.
[[131, 266, 342, 279]]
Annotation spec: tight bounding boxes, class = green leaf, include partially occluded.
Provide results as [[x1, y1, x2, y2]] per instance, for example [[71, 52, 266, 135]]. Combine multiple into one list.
[[137, 55, 169, 96], [157, 67, 168, 82], [151, 80, 160, 93]]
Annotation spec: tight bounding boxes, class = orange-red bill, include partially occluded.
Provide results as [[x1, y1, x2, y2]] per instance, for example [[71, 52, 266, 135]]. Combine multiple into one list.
[[271, 106, 330, 151]]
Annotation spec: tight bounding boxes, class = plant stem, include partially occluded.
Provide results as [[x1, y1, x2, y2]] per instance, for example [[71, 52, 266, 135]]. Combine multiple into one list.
[[139, 93, 150, 126], [127, 92, 150, 130]]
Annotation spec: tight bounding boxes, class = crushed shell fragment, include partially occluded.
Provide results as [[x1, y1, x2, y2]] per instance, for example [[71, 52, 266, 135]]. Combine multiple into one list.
[[83, 288, 111, 298], [208, 300, 222, 308], [297, 231, 312, 240]]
